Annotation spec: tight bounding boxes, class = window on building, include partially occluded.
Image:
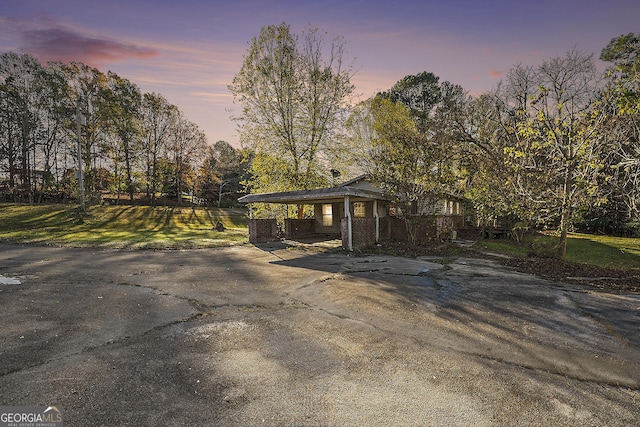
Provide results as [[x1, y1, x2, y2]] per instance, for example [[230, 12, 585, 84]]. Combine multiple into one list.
[[322, 204, 333, 226], [353, 202, 366, 218]]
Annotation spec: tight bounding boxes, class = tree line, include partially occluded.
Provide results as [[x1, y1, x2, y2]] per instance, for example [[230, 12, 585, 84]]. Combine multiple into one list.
[[230, 24, 639, 257], [0, 52, 246, 207], [3, 25, 639, 257]]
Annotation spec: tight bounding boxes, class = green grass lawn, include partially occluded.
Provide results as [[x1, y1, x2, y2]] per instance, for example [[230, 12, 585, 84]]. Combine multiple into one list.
[[478, 232, 640, 270], [3, 203, 639, 271], [0, 203, 249, 249]]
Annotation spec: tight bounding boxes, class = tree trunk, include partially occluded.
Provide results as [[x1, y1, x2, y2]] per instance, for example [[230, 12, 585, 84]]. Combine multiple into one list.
[[558, 212, 569, 260], [151, 150, 157, 207], [558, 166, 573, 260], [123, 137, 134, 202]]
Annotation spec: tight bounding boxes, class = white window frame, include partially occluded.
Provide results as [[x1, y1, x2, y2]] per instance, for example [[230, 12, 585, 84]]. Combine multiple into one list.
[[322, 204, 333, 226]]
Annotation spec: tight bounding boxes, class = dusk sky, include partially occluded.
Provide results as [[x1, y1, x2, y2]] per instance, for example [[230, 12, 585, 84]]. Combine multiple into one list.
[[1, 0, 638, 147]]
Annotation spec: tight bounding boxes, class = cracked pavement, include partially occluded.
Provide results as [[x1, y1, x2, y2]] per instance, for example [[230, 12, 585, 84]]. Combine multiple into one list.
[[0, 243, 639, 426]]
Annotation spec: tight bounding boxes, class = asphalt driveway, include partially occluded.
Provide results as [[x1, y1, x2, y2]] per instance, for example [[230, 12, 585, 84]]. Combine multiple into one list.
[[0, 243, 638, 426]]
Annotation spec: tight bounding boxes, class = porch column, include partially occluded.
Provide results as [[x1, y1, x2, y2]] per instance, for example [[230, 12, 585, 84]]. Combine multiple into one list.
[[373, 199, 379, 242], [344, 195, 352, 251]]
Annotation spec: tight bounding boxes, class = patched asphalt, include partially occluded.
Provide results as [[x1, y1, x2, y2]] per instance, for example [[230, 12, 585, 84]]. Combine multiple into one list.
[[0, 243, 638, 426]]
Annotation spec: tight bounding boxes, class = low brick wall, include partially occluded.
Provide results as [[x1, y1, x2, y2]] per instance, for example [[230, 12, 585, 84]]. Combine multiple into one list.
[[383, 215, 464, 243], [284, 219, 316, 238], [248, 219, 279, 243], [249, 215, 464, 248], [353, 217, 377, 249], [341, 217, 377, 250], [383, 217, 407, 241]]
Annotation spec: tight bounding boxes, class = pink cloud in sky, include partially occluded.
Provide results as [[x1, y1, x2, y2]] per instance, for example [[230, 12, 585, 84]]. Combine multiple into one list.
[[20, 26, 157, 67], [2, 0, 638, 147]]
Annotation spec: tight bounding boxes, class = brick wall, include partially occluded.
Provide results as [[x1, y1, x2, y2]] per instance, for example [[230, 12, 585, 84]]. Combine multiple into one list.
[[248, 219, 279, 243], [383, 215, 463, 243], [284, 219, 316, 238], [353, 217, 376, 249], [341, 217, 377, 250]]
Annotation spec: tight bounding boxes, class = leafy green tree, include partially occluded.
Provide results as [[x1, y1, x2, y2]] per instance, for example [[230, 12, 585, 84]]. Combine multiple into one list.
[[0, 53, 77, 202], [367, 97, 443, 244], [210, 140, 245, 206], [140, 92, 177, 205], [0, 51, 209, 207], [58, 62, 110, 203], [487, 50, 608, 258], [0, 52, 44, 197], [601, 33, 640, 115], [379, 72, 468, 193], [156, 156, 177, 198], [34, 63, 71, 200], [167, 111, 207, 204], [344, 72, 468, 243], [196, 147, 219, 206], [378, 71, 442, 129], [229, 22, 355, 205], [195, 140, 245, 206], [458, 93, 523, 236], [103, 71, 142, 202]]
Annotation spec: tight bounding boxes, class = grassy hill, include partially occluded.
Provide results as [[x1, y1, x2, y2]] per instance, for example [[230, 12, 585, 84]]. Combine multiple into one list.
[[0, 203, 248, 249]]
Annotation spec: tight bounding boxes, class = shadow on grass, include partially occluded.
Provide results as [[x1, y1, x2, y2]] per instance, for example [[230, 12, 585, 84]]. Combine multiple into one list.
[[0, 204, 248, 248]]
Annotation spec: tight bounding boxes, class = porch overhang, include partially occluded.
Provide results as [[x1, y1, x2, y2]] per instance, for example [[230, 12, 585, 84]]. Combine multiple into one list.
[[238, 187, 390, 205], [238, 186, 391, 251]]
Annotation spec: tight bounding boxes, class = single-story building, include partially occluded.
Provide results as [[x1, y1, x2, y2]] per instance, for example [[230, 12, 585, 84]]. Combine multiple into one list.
[[238, 175, 467, 251]]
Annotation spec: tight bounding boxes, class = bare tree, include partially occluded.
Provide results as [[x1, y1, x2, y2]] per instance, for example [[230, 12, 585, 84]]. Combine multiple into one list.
[[229, 22, 355, 201]]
